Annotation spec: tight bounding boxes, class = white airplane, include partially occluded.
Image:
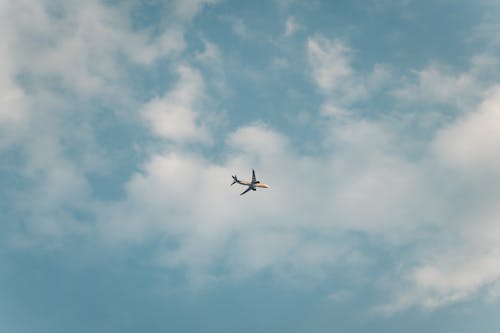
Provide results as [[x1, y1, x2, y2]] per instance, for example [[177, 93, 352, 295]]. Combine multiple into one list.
[[231, 169, 270, 196]]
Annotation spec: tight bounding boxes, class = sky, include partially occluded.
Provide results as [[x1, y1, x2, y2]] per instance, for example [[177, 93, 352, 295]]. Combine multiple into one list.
[[2, 0, 500, 332]]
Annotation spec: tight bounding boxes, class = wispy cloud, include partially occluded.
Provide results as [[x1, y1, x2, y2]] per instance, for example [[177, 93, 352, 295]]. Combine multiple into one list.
[[284, 16, 301, 37], [307, 35, 392, 115], [392, 55, 498, 110]]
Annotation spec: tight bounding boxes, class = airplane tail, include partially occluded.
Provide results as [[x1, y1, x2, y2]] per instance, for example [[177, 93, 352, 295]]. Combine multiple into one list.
[[231, 175, 238, 186]]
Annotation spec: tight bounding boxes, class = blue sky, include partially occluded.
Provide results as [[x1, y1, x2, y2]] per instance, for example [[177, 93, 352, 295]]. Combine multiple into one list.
[[2, 0, 500, 332]]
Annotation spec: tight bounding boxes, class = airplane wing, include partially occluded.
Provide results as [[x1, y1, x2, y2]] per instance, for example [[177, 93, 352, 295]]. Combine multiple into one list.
[[240, 186, 252, 196], [252, 169, 256, 183]]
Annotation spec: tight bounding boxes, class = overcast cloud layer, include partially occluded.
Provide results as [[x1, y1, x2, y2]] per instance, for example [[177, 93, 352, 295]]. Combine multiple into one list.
[[2, 1, 500, 332]]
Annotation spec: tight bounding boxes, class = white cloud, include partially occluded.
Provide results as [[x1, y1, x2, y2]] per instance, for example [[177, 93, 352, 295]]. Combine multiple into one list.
[[3, 2, 161, 96], [91, 123, 332, 286], [142, 65, 211, 143], [306, 35, 500, 312], [378, 246, 500, 314], [307, 35, 391, 115], [375, 86, 500, 313], [195, 39, 229, 97], [392, 55, 499, 110], [227, 124, 289, 156], [0, 0, 214, 245], [0, 87, 28, 149], [412, 250, 500, 309], [92, 116, 435, 287], [308, 36, 354, 93], [395, 66, 477, 106], [284, 16, 301, 37], [434, 85, 500, 174], [0, 0, 219, 102], [232, 18, 249, 38]]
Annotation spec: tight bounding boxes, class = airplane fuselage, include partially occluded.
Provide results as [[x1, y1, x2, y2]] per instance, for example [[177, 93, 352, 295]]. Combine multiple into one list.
[[234, 180, 269, 188]]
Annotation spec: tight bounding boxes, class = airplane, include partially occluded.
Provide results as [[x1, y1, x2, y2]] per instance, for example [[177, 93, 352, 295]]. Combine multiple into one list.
[[231, 169, 270, 196]]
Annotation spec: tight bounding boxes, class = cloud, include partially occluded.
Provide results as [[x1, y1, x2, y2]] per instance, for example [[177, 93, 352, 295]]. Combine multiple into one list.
[[434, 85, 500, 175], [376, 86, 500, 313], [307, 35, 391, 115], [378, 247, 500, 314], [142, 65, 211, 143], [89, 122, 345, 287], [468, 1, 500, 49], [227, 124, 289, 156], [171, 0, 220, 22], [306, 35, 500, 312], [284, 16, 301, 37], [231, 18, 250, 38], [307, 36, 354, 94], [393, 67, 473, 107], [2, 1, 186, 98], [194, 39, 227, 93], [4, 1, 500, 317], [392, 55, 499, 112], [0, 86, 28, 149], [0, 0, 214, 246], [195, 40, 222, 65], [411, 249, 500, 309], [328, 290, 352, 302], [92, 113, 435, 289]]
